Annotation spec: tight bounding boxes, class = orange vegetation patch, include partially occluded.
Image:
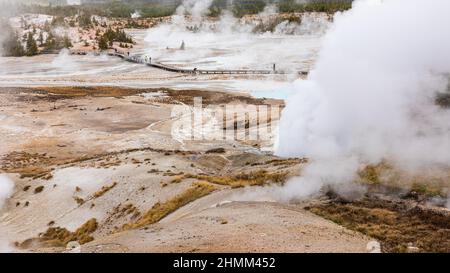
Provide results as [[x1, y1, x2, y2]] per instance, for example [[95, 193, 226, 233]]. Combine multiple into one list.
[[121, 182, 216, 230], [0, 152, 55, 180], [93, 182, 118, 199], [17, 218, 98, 248], [181, 170, 289, 188], [33, 86, 145, 98]]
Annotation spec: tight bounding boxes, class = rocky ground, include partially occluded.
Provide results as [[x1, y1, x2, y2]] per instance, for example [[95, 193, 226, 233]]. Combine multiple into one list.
[[0, 86, 374, 253], [0, 86, 448, 253]]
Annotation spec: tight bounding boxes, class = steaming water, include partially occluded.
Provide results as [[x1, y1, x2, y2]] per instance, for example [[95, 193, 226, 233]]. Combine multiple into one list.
[[139, 9, 328, 73], [0, 14, 326, 95], [0, 52, 137, 77], [142, 31, 321, 72]]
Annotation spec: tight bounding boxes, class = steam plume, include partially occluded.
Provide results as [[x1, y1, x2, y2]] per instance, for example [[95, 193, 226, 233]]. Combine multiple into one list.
[[144, 0, 329, 71], [276, 0, 450, 199], [0, 174, 13, 209], [176, 0, 214, 21], [0, 175, 14, 253]]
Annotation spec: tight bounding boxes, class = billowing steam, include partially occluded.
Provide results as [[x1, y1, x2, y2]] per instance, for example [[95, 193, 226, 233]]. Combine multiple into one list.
[[144, 0, 330, 72], [276, 0, 450, 199], [52, 48, 80, 71], [131, 10, 142, 19], [0, 174, 13, 209], [0, 174, 14, 253], [176, 0, 214, 21]]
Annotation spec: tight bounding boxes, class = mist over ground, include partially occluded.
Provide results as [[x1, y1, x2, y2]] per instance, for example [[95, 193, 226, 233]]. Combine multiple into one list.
[[142, 1, 331, 72], [0, 175, 14, 252]]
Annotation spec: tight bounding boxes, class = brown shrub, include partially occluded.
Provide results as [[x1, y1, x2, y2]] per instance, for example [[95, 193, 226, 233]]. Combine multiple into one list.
[[74, 196, 85, 205], [34, 186, 44, 194]]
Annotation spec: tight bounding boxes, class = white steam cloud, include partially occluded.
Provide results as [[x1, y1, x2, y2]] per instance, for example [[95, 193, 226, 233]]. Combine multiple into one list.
[[144, 1, 329, 72], [0, 174, 14, 253], [276, 0, 450, 200], [52, 48, 80, 71], [176, 0, 214, 20], [0, 174, 14, 209], [131, 10, 141, 19]]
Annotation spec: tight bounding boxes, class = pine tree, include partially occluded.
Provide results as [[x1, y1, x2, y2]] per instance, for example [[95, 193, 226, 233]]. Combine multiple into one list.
[[45, 32, 56, 49], [78, 12, 92, 28], [63, 35, 72, 48], [98, 36, 108, 50], [11, 35, 25, 57], [44, 21, 51, 32], [26, 32, 38, 56], [38, 32, 44, 46]]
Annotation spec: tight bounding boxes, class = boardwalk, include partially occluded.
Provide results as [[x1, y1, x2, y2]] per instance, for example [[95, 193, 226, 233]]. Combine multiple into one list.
[[73, 50, 308, 76], [149, 62, 277, 75]]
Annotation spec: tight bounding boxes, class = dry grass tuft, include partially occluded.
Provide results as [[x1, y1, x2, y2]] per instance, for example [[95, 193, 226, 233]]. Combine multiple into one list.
[[18, 218, 98, 248], [41, 218, 98, 246], [46, 219, 96, 246], [1, 152, 54, 180], [73, 196, 85, 205], [264, 158, 307, 166], [169, 176, 184, 184], [121, 182, 216, 230], [18, 168, 53, 180], [93, 182, 118, 198], [185, 170, 288, 188]]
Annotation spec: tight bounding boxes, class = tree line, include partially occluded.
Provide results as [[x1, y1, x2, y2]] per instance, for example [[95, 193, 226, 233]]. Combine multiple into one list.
[[13, 0, 352, 19], [1, 19, 72, 57], [97, 28, 135, 50]]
